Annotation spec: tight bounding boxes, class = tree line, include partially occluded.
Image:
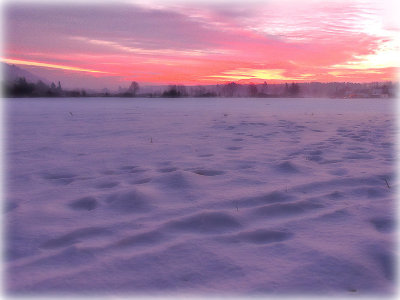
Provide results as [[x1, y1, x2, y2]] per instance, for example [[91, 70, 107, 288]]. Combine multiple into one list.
[[3, 77, 395, 98]]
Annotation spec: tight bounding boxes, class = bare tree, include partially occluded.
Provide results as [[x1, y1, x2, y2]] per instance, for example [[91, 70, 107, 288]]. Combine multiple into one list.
[[223, 82, 238, 97], [128, 81, 139, 97], [248, 83, 258, 97]]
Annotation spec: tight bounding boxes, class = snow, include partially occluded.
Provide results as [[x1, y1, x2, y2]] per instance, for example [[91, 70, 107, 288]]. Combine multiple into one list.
[[4, 97, 396, 296]]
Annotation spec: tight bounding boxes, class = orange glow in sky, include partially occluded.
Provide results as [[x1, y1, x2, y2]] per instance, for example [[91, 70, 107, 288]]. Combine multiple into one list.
[[3, 0, 399, 89]]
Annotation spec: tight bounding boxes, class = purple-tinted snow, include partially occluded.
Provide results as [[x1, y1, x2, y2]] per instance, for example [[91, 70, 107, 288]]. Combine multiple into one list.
[[4, 97, 396, 296]]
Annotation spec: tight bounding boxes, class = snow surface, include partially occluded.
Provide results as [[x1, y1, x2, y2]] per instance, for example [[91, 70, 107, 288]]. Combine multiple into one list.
[[4, 97, 396, 296]]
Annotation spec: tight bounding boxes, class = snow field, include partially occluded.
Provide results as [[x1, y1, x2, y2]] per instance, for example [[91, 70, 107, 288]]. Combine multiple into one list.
[[4, 97, 396, 295]]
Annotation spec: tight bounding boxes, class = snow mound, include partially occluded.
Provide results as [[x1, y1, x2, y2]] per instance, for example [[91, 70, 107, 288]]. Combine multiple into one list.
[[68, 196, 98, 211], [166, 211, 242, 234], [105, 189, 153, 213]]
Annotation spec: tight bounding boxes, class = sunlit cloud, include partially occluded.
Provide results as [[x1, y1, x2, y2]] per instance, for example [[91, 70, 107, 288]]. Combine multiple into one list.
[[331, 40, 400, 70], [207, 68, 288, 81], [1, 58, 113, 74], [71, 36, 232, 57], [206, 68, 321, 82]]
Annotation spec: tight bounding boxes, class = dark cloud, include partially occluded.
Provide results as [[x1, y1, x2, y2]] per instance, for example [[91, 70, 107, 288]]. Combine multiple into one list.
[[5, 3, 230, 52]]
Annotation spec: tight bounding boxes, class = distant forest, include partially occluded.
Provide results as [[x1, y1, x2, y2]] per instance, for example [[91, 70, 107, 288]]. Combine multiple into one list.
[[3, 76, 397, 99]]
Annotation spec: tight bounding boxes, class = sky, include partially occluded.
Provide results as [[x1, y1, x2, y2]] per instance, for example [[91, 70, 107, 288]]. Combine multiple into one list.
[[1, 0, 400, 89]]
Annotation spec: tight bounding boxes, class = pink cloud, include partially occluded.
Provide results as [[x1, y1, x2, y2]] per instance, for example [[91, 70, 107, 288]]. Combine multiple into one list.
[[3, 1, 398, 88]]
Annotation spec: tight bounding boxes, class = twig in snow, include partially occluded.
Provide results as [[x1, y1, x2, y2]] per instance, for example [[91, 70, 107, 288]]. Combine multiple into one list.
[[384, 178, 390, 189]]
